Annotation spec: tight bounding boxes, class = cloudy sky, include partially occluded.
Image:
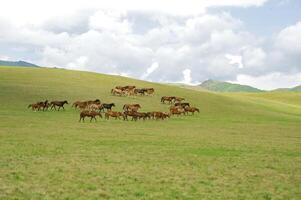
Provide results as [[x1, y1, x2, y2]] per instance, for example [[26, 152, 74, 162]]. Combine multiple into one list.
[[0, 0, 301, 90]]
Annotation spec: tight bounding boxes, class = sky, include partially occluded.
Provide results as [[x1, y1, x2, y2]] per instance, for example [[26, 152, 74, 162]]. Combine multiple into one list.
[[0, 0, 301, 90]]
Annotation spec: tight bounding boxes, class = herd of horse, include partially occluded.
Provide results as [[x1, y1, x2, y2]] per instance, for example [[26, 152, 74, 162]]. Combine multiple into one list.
[[28, 100, 68, 111], [28, 85, 199, 122], [111, 85, 154, 96]]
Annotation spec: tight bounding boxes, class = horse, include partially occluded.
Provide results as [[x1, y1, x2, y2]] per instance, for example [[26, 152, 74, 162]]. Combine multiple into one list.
[[28, 100, 48, 111], [111, 88, 124, 96], [144, 88, 155, 96], [123, 104, 141, 111], [123, 111, 139, 121], [73, 99, 101, 110], [28, 103, 41, 111], [153, 112, 170, 120], [185, 107, 199, 115], [134, 88, 146, 96], [87, 103, 103, 111], [105, 111, 124, 120], [161, 96, 176, 104], [50, 100, 68, 111], [79, 110, 102, 122], [170, 106, 186, 116], [101, 103, 115, 112]]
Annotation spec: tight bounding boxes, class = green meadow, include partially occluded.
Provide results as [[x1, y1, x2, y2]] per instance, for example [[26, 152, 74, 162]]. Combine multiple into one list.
[[0, 66, 300, 199]]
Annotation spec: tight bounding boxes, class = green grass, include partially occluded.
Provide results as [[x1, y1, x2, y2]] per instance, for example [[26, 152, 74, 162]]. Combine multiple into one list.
[[0, 66, 300, 199]]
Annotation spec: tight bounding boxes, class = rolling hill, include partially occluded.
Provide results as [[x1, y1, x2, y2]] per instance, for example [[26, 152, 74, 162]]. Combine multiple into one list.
[[274, 85, 301, 92], [0, 66, 300, 199], [199, 79, 263, 92], [0, 60, 39, 67]]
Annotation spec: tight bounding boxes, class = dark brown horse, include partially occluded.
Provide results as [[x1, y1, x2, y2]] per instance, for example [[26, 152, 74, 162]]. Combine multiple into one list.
[[50, 100, 68, 111], [134, 88, 147, 95], [175, 102, 190, 108]]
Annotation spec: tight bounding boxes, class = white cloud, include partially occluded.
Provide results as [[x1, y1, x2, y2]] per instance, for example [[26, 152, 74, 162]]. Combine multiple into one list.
[[0, 0, 269, 26], [141, 62, 159, 79], [67, 56, 89, 70], [225, 54, 243, 68], [182, 69, 192, 84], [1, 0, 301, 90], [0, 55, 10, 61], [242, 47, 266, 68], [276, 21, 301, 54], [89, 10, 131, 34]]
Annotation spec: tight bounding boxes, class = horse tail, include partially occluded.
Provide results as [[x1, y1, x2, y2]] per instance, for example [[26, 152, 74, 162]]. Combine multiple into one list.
[[28, 104, 32, 108]]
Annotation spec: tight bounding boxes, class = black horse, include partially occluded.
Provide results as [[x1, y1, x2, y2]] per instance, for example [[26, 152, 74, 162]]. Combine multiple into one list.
[[100, 103, 115, 112]]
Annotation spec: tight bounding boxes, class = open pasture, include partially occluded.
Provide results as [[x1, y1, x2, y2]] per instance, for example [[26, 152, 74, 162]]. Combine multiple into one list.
[[0, 66, 300, 199]]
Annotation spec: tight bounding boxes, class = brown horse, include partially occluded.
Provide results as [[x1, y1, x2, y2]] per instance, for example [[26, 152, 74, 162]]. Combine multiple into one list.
[[105, 111, 124, 120], [79, 110, 102, 122], [73, 99, 101, 110], [28, 103, 41, 111], [154, 112, 170, 120], [185, 107, 199, 115], [111, 88, 124, 96], [144, 88, 155, 96], [123, 104, 141, 111], [50, 100, 68, 111], [123, 111, 140, 121], [87, 103, 103, 111], [28, 100, 48, 111], [170, 107, 186, 116], [161, 96, 176, 104]]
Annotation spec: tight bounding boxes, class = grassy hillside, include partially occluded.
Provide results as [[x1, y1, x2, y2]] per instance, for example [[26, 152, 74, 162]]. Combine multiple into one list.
[[199, 79, 263, 92], [0, 66, 300, 199]]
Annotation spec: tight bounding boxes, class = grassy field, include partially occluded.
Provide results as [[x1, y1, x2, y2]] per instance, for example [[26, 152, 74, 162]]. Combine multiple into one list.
[[0, 66, 300, 199]]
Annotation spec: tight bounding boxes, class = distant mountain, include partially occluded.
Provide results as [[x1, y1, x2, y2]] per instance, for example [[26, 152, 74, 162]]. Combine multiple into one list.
[[274, 85, 301, 92], [291, 85, 301, 91], [0, 60, 39, 67], [199, 79, 263, 92]]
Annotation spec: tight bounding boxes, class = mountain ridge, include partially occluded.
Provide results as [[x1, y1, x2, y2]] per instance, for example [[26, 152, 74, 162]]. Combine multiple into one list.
[[0, 60, 39, 67], [198, 79, 263, 92]]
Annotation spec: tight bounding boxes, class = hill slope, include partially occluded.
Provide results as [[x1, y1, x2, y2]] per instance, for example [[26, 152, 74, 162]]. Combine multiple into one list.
[[199, 79, 263, 92], [0, 66, 300, 199], [0, 60, 39, 67]]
